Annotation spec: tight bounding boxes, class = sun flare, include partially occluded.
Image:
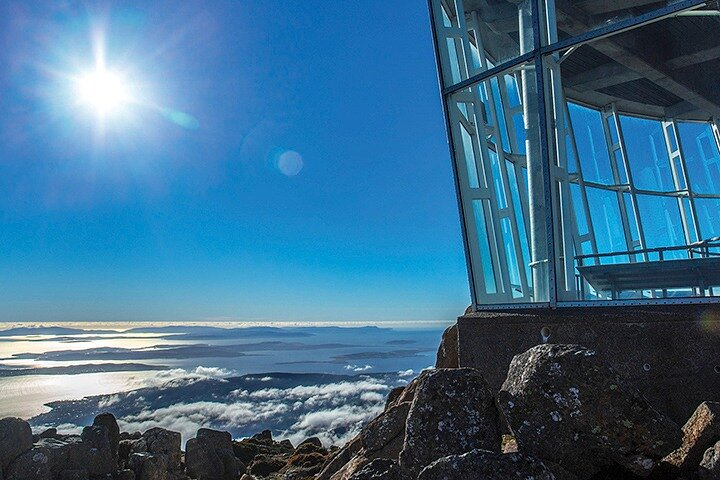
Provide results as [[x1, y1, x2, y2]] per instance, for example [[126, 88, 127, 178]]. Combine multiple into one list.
[[76, 68, 130, 115]]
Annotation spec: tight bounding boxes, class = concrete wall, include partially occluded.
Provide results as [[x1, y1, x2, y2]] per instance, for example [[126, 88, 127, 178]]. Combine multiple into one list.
[[456, 305, 720, 425]]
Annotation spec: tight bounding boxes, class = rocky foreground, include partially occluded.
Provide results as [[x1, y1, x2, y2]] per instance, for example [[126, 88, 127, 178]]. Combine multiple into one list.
[[0, 343, 719, 480]]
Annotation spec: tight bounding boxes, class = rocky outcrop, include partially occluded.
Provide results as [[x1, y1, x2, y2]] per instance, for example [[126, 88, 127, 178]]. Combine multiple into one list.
[[0, 418, 33, 472], [361, 402, 410, 461], [700, 440, 720, 479], [398, 368, 500, 476], [346, 458, 409, 480], [126, 427, 183, 480], [434, 324, 458, 368], [417, 449, 571, 480], [186, 428, 243, 480], [2, 342, 716, 480], [664, 401, 720, 471], [498, 344, 682, 478], [93, 413, 120, 466]]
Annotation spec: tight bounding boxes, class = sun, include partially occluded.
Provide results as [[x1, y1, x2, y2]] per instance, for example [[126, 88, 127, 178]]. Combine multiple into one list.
[[76, 68, 130, 115]]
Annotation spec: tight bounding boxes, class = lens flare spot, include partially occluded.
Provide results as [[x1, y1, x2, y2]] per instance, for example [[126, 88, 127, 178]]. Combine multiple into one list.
[[277, 150, 303, 176], [161, 108, 200, 130]]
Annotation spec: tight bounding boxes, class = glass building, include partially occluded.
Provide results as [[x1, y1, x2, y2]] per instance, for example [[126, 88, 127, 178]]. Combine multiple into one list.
[[428, 0, 720, 308]]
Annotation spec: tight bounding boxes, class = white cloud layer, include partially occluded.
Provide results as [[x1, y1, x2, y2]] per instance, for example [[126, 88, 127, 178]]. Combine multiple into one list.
[[115, 376, 394, 446]]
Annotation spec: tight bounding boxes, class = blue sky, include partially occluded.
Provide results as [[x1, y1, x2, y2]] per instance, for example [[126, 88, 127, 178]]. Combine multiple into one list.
[[0, 1, 470, 323]]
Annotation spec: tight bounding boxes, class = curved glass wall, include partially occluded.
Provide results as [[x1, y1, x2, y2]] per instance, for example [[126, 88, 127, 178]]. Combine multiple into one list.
[[430, 0, 720, 308]]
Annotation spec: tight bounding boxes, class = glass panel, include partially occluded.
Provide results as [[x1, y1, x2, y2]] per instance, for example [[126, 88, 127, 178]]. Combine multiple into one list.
[[501, 217, 523, 298], [677, 122, 720, 194], [620, 115, 673, 191], [585, 187, 626, 263], [696, 198, 720, 239], [430, 0, 535, 87], [567, 103, 613, 185], [460, 124, 480, 189], [636, 194, 685, 255], [448, 65, 546, 305], [472, 200, 498, 294]]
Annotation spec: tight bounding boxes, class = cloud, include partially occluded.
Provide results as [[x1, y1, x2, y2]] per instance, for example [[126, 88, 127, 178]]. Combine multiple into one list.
[[127, 366, 234, 389], [344, 364, 373, 372], [397, 369, 415, 377], [114, 377, 394, 446]]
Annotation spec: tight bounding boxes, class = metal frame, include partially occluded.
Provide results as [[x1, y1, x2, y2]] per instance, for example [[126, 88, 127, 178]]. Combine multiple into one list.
[[427, 0, 720, 310]]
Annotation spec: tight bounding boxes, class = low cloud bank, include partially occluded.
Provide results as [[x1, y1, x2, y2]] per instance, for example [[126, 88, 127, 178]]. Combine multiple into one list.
[[32, 369, 406, 447]]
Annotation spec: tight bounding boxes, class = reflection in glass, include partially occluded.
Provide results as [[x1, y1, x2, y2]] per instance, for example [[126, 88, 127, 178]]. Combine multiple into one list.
[[448, 67, 547, 305]]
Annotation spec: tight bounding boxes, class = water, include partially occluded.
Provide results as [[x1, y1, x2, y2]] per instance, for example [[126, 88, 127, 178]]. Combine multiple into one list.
[[0, 321, 447, 444]]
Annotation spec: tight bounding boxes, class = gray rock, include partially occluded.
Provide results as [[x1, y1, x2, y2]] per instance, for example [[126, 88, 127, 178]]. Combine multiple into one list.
[[186, 428, 242, 480], [115, 470, 136, 480], [417, 449, 563, 480], [665, 401, 720, 471], [0, 418, 33, 471], [247, 454, 285, 477], [57, 469, 89, 480], [699, 440, 720, 480], [327, 455, 369, 480], [398, 368, 501, 476], [498, 344, 682, 477], [128, 452, 170, 480], [93, 413, 120, 465], [316, 434, 362, 480], [38, 428, 57, 440], [296, 437, 322, 450], [435, 324, 458, 368], [81, 425, 114, 476], [362, 402, 410, 461], [347, 458, 409, 480], [5, 448, 52, 480], [130, 428, 182, 472]]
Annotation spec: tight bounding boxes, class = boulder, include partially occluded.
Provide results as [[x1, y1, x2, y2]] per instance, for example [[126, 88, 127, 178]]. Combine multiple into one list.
[[664, 401, 720, 471], [5, 448, 52, 480], [328, 455, 370, 480], [127, 427, 182, 480], [361, 402, 410, 460], [128, 452, 171, 480], [316, 435, 362, 480], [247, 454, 285, 477], [93, 413, 120, 464], [347, 458, 409, 480], [398, 368, 501, 476], [434, 324, 458, 368], [38, 428, 57, 440], [32, 437, 85, 474], [186, 428, 243, 480], [0, 418, 33, 471], [391, 371, 429, 408], [281, 451, 328, 479], [498, 344, 682, 477], [57, 469, 89, 480], [296, 437, 322, 452], [699, 440, 720, 480], [384, 387, 405, 411], [131, 428, 182, 472], [417, 449, 567, 480], [80, 425, 115, 476], [115, 470, 136, 480], [232, 431, 293, 465]]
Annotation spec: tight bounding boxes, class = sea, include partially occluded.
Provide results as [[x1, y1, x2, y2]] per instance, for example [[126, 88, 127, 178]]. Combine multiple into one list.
[[0, 321, 448, 446]]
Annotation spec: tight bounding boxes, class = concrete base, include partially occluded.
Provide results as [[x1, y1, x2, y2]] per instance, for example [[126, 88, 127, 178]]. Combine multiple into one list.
[[456, 305, 720, 425]]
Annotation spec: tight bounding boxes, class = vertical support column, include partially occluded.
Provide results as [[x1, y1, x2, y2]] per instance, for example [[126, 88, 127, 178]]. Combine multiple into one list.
[[600, 106, 638, 262], [521, 0, 549, 302], [612, 106, 648, 260], [662, 119, 701, 245]]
